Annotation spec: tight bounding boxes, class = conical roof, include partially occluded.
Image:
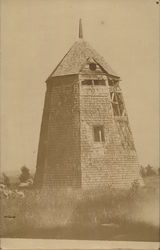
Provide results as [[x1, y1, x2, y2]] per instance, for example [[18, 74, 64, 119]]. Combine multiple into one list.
[[47, 39, 120, 80]]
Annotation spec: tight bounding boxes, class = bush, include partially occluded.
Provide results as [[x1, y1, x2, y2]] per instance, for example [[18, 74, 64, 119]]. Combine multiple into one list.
[[2, 173, 10, 187], [140, 164, 157, 177], [19, 166, 31, 183], [145, 165, 156, 177]]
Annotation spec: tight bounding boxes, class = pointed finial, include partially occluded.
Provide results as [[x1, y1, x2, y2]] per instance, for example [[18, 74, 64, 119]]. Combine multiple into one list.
[[79, 18, 83, 39]]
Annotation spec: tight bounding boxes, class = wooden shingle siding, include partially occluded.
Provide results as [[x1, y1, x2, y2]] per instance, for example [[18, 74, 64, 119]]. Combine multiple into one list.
[[47, 40, 119, 79], [79, 73, 143, 188], [35, 75, 81, 188], [34, 38, 143, 189]]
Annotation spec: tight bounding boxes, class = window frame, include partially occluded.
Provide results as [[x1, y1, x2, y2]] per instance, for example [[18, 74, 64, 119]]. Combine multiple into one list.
[[81, 79, 93, 86], [89, 63, 97, 71], [93, 125, 105, 143], [93, 79, 106, 86], [81, 79, 106, 86]]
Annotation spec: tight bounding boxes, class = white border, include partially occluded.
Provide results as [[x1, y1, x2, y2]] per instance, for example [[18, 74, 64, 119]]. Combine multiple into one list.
[[1, 239, 160, 250]]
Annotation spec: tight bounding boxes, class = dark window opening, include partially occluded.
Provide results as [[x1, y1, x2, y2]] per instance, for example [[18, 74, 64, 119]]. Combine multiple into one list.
[[81, 79, 106, 86], [110, 92, 126, 116], [89, 63, 97, 71], [81, 79, 92, 85], [93, 126, 105, 142], [94, 79, 106, 86]]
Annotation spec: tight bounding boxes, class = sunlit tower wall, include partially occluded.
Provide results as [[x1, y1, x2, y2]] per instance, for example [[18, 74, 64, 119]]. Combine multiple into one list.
[[34, 20, 143, 189]]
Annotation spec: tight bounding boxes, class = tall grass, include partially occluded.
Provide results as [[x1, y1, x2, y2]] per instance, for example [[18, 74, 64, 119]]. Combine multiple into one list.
[[0, 180, 159, 240]]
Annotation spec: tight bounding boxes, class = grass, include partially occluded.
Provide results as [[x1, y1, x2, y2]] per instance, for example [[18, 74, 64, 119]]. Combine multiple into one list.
[[0, 177, 159, 241]]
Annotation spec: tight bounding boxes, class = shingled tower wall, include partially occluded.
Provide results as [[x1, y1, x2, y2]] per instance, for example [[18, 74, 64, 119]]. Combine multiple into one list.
[[34, 20, 143, 189]]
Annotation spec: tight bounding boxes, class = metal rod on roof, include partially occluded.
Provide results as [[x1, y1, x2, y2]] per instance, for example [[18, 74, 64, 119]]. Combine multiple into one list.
[[79, 18, 83, 39]]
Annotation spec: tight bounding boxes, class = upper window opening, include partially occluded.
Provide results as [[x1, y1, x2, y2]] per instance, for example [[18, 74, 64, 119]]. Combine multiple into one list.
[[93, 126, 105, 142], [81, 79, 106, 86], [81, 80, 92, 85], [94, 80, 106, 86], [89, 63, 97, 71]]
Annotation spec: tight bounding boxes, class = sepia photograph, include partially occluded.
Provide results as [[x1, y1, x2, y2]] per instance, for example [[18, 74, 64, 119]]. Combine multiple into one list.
[[0, 0, 159, 249]]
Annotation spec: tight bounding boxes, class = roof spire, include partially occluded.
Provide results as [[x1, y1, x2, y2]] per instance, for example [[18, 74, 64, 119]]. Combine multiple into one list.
[[79, 18, 83, 39]]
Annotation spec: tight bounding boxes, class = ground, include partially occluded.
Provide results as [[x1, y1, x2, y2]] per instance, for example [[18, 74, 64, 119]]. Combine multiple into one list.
[[0, 176, 159, 242]]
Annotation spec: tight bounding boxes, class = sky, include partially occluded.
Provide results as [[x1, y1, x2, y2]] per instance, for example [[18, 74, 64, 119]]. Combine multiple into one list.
[[1, 0, 159, 173]]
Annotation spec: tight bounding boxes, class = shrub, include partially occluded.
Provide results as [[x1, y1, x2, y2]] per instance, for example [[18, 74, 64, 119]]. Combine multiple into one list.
[[19, 166, 31, 183], [2, 173, 10, 187], [145, 164, 156, 177]]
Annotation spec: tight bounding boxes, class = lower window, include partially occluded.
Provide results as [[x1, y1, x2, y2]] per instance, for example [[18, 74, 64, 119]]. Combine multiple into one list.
[[93, 125, 105, 142]]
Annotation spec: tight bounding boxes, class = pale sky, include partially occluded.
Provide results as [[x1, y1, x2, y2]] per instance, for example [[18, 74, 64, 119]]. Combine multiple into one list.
[[1, 0, 159, 173]]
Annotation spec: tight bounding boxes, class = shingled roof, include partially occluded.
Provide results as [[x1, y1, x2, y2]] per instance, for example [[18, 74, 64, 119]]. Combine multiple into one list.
[[47, 19, 119, 80], [47, 39, 120, 80]]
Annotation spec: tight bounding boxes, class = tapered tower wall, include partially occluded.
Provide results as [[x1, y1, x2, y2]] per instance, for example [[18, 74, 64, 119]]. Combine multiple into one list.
[[34, 75, 81, 188], [34, 84, 52, 187], [34, 21, 143, 189], [79, 74, 142, 189]]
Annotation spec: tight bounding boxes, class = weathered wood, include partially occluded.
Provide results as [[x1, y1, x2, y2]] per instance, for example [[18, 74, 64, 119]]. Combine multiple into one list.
[[34, 39, 143, 189]]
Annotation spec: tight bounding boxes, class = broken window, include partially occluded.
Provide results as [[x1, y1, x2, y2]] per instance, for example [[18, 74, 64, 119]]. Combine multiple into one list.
[[93, 79, 106, 86], [110, 92, 126, 116], [81, 79, 92, 85], [93, 126, 105, 142], [81, 79, 106, 86]]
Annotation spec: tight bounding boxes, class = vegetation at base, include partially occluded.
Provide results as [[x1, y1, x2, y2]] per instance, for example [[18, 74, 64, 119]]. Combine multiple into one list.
[[19, 166, 31, 183], [0, 175, 159, 242], [2, 173, 10, 188], [1, 163, 158, 187], [140, 164, 159, 177]]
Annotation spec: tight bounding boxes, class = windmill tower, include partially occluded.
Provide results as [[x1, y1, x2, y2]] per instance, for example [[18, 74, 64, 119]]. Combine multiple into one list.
[[34, 20, 143, 189]]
